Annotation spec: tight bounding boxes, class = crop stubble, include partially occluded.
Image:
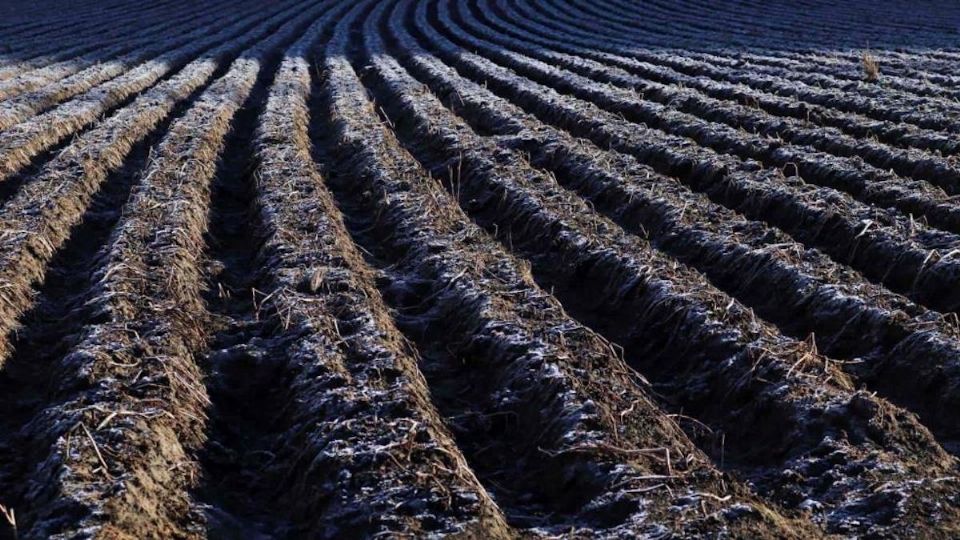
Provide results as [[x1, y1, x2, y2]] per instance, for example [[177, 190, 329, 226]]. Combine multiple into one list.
[[0, 0, 959, 538]]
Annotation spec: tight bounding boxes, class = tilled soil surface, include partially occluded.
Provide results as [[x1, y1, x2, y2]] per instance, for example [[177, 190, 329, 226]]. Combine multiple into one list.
[[1, 0, 959, 538]]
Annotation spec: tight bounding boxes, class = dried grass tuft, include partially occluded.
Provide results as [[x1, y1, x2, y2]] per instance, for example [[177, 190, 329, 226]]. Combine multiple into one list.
[[862, 51, 880, 82], [0, 503, 15, 536]]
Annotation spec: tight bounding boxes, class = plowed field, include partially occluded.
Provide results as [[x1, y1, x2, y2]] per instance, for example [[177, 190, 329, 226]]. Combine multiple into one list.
[[1, 0, 959, 538]]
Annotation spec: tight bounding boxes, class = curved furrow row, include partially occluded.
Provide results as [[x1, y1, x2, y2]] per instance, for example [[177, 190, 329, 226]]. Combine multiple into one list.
[[586, 0, 960, 51], [495, 0, 960, 159], [0, 4, 330, 537], [541, 0, 945, 60], [387, 0, 960, 452], [449, 1, 960, 240], [554, 3, 950, 92], [321, 2, 815, 537], [0, 0, 166, 47], [671, 49, 960, 114], [0, 1, 182, 46], [0, 120, 176, 540], [421, 0, 960, 316], [475, 0, 960, 198], [593, 15, 960, 104], [533, 0, 904, 51], [364, 4, 960, 536], [515, 0, 960, 155], [547, 0, 960, 64], [596, 8, 960, 79], [518, 1, 960, 134], [763, 49, 960, 88], [2, 1, 960, 538], [529, 0, 960, 67], [687, 50, 960, 103], [0, 0, 149, 26]]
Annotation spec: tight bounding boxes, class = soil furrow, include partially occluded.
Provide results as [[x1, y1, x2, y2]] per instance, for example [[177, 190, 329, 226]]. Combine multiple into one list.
[[0, 0, 224, 103], [502, 0, 960, 158], [0, 5, 330, 536], [366, 6, 960, 535], [477, 0, 960, 198], [200, 6, 513, 536], [559, 0, 960, 50], [451, 1, 960, 242], [320, 3, 813, 537], [420, 0, 960, 316], [387, 0, 960, 448], [0, 78, 202, 540], [0, 0, 319, 367], [190, 4, 395, 536], [3, 1, 960, 537]]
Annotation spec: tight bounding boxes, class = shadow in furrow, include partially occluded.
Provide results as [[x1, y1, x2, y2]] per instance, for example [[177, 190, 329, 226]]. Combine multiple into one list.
[[192, 53, 295, 539], [0, 121, 172, 539], [0, 49, 226, 529], [314, 26, 620, 531], [317, 122, 609, 531]]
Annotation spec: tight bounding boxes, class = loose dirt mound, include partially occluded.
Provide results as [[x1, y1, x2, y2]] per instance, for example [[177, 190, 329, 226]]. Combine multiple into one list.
[[0, 0, 959, 538]]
